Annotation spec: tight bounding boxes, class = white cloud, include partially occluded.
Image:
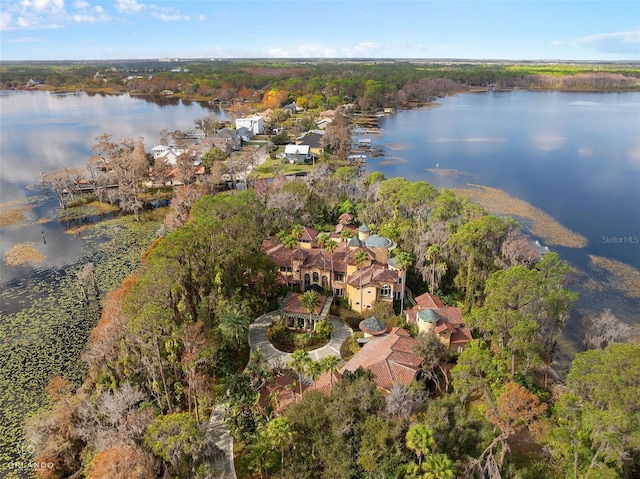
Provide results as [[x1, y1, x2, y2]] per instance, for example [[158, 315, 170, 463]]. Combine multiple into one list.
[[266, 44, 337, 58], [343, 41, 385, 57], [114, 0, 189, 22], [114, 0, 144, 14], [553, 29, 640, 55], [1, 0, 108, 30]]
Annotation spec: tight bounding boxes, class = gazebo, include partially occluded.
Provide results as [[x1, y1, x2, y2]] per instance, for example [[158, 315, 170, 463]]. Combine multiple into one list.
[[359, 316, 388, 338], [281, 293, 329, 332]]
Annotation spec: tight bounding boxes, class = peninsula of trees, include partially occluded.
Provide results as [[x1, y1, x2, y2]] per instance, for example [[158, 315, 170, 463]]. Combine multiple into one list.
[[28, 161, 640, 478]]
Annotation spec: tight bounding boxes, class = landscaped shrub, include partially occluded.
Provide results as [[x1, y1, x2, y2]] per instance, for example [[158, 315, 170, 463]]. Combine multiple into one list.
[[315, 319, 333, 341]]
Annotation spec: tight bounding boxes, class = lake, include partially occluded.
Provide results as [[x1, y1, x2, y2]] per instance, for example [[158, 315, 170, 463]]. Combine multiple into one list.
[[0, 91, 224, 286], [1, 89, 639, 330], [363, 90, 640, 333]]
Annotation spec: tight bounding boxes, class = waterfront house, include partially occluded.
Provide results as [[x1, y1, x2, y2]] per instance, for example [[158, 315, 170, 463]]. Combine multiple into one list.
[[284, 144, 315, 164], [261, 216, 405, 313], [404, 292, 472, 353], [340, 327, 423, 392], [235, 115, 264, 135]]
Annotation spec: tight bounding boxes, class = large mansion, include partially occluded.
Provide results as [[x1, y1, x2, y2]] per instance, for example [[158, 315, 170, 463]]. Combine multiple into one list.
[[262, 214, 406, 313]]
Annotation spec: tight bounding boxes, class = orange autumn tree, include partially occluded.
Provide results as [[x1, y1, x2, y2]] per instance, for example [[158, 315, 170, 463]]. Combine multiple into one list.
[[486, 381, 548, 467], [88, 445, 156, 479], [262, 88, 288, 109]]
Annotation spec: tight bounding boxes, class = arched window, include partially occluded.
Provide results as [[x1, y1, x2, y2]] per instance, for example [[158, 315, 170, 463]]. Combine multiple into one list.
[[304, 273, 311, 286], [312, 272, 319, 283], [321, 275, 328, 288], [380, 285, 392, 297]]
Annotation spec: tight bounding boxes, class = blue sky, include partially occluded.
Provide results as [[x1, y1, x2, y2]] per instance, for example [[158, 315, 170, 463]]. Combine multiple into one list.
[[1, 1, 638, 61]]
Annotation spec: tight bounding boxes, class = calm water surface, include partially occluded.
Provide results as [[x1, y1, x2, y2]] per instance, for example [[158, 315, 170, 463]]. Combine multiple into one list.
[[1, 90, 639, 331], [0, 91, 224, 287], [365, 90, 640, 331]]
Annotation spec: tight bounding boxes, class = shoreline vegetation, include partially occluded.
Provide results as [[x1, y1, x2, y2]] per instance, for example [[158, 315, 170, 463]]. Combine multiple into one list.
[[587, 254, 640, 299], [2, 60, 639, 106], [453, 184, 588, 248]]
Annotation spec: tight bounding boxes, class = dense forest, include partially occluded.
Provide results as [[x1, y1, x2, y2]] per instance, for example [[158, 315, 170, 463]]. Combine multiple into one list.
[[2, 60, 640, 111], [24, 158, 640, 478]]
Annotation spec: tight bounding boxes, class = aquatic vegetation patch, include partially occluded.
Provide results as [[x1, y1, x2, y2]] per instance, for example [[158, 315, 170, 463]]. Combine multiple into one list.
[[0, 199, 41, 227], [426, 168, 479, 179], [588, 254, 640, 299], [4, 242, 46, 265], [378, 156, 408, 165], [454, 184, 588, 248], [386, 142, 413, 151], [0, 213, 161, 470]]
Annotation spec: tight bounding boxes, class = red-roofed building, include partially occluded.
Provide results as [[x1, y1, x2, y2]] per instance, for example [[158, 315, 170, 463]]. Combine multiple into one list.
[[405, 293, 472, 353], [261, 217, 406, 313], [340, 327, 423, 392]]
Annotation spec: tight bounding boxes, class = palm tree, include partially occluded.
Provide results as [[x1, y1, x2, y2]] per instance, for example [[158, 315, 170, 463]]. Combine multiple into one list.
[[340, 229, 351, 243], [300, 290, 321, 331], [421, 453, 456, 479], [406, 423, 436, 467], [265, 417, 295, 469], [287, 349, 310, 399], [307, 360, 323, 382], [320, 355, 341, 386], [353, 249, 369, 312], [393, 250, 413, 313], [218, 309, 251, 349]]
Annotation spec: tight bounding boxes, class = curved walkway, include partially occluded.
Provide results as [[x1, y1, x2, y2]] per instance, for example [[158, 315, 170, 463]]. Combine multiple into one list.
[[248, 310, 353, 367]]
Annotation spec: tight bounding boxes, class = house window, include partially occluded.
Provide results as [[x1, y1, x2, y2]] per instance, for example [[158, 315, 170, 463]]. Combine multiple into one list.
[[334, 288, 344, 297], [380, 285, 392, 297], [398, 277, 403, 284], [312, 272, 319, 283], [304, 273, 311, 286], [322, 275, 328, 288], [279, 266, 287, 272], [334, 272, 344, 282]]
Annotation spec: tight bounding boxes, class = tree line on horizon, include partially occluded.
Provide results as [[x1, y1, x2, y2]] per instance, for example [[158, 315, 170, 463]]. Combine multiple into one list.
[[2, 60, 639, 110]]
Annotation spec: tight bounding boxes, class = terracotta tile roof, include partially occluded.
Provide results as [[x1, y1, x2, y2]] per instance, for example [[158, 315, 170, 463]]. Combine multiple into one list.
[[299, 226, 318, 242], [338, 213, 355, 225], [405, 295, 472, 349], [302, 249, 330, 269], [259, 375, 301, 413], [413, 292, 445, 309], [284, 293, 326, 315], [261, 239, 293, 268], [347, 263, 400, 287], [310, 370, 342, 396], [341, 327, 422, 391]]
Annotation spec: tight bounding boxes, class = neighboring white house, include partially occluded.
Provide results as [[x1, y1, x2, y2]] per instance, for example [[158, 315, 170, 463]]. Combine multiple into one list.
[[284, 144, 314, 164], [151, 144, 186, 166], [235, 116, 264, 135]]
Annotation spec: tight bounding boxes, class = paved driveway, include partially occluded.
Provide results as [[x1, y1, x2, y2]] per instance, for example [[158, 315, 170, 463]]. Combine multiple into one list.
[[248, 311, 353, 367]]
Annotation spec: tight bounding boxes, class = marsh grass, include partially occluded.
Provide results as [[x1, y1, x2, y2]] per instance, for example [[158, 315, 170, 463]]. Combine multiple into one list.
[[587, 255, 640, 298], [454, 184, 588, 248], [377, 156, 408, 165], [0, 213, 161, 471], [4, 242, 46, 265], [426, 168, 478, 179], [0, 198, 41, 227]]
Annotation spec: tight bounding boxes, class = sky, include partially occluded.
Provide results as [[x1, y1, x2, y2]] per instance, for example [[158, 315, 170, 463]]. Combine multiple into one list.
[[0, 0, 639, 61]]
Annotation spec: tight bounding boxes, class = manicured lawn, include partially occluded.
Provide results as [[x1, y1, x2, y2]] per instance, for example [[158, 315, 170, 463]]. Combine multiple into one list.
[[250, 157, 315, 179]]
